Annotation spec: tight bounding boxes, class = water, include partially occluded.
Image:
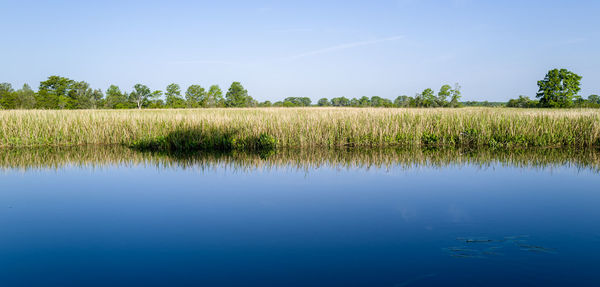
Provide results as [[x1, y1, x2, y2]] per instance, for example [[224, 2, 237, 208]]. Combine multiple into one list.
[[1, 147, 599, 286]]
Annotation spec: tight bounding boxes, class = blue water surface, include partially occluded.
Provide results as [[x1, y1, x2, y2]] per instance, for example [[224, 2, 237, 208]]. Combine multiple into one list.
[[1, 156, 599, 286]]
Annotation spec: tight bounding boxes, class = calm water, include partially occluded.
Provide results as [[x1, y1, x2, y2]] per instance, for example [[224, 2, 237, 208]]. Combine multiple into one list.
[[1, 148, 599, 286]]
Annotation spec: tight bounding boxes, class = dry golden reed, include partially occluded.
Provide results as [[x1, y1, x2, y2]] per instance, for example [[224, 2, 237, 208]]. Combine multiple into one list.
[[1, 107, 599, 149]]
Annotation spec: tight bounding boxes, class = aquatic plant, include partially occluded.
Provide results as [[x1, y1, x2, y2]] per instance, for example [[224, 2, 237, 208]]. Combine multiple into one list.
[[0, 108, 599, 149]]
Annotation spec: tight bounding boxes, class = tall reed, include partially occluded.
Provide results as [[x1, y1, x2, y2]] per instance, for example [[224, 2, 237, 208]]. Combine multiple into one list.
[[1, 108, 599, 149]]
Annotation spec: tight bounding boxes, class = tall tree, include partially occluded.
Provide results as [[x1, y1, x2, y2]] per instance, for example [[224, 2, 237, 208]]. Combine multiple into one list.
[[37, 76, 74, 109], [370, 96, 392, 107], [91, 89, 104, 109], [149, 90, 164, 108], [130, 84, 152, 109], [225, 82, 253, 107], [71, 81, 94, 109], [536, 68, 582, 108], [358, 96, 370, 107], [283, 97, 312, 107], [15, 84, 36, 109], [331, 97, 350, 106], [259, 100, 272, 107], [105, 85, 128, 109], [394, 95, 411, 107], [206, 85, 224, 107], [449, 83, 462, 107], [185, 85, 206, 108], [317, 98, 330, 106], [165, 83, 185, 108], [420, 88, 437, 107], [0, 83, 16, 109], [437, 85, 452, 107]]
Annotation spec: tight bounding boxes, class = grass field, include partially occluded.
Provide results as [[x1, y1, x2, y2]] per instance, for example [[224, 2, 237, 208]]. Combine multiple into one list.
[[1, 108, 599, 150]]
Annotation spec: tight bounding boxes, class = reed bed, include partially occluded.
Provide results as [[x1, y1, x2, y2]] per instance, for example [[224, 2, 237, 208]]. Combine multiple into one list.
[[1, 108, 599, 149]]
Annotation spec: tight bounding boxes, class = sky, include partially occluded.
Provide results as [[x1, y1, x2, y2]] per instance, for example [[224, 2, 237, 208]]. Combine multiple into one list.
[[1, 0, 599, 102]]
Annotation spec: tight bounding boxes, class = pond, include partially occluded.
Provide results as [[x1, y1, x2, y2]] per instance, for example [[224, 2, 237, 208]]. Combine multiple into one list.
[[1, 147, 599, 286]]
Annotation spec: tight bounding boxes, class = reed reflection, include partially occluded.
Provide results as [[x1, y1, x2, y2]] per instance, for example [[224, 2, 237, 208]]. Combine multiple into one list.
[[1, 145, 599, 172]]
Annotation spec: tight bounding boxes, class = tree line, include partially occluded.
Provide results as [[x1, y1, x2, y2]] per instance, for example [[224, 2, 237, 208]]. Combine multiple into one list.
[[0, 76, 255, 109], [1, 69, 597, 109], [310, 84, 461, 108], [0, 76, 462, 109]]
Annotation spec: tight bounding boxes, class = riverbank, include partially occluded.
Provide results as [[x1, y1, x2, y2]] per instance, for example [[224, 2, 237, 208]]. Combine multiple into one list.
[[1, 108, 599, 149]]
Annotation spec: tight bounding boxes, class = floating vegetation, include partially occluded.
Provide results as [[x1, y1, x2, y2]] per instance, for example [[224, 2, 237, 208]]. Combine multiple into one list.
[[445, 235, 555, 258]]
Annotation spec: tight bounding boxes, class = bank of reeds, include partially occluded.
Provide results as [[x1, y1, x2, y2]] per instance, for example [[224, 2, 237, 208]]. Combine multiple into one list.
[[1, 108, 599, 150]]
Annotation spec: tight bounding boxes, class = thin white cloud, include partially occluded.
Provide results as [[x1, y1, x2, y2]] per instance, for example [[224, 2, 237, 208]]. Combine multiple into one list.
[[287, 35, 404, 60]]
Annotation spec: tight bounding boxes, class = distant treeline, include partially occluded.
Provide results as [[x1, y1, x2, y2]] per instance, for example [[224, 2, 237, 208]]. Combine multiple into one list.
[[0, 76, 462, 109], [0, 76, 254, 109], [506, 95, 600, 108], [313, 84, 462, 108], [0, 69, 597, 109]]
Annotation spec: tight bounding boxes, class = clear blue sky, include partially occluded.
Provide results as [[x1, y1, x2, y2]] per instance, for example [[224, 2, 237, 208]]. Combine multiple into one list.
[[1, 0, 598, 102]]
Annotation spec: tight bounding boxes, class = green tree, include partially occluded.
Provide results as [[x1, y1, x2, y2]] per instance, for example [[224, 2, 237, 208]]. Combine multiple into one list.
[[283, 97, 311, 107], [185, 85, 206, 108], [299, 97, 311, 106], [130, 84, 152, 109], [449, 83, 462, 107], [437, 84, 452, 107], [259, 100, 272, 107], [420, 88, 436, 107], [149, 90, 164, 108], [331, 97, 350, 106], [225, 82, 253, 107], [358, 96, 370, 107], [15, 84, 36, 109], [105, 85, 129, 109], [371, 96, 392, 107], [206, 85, 224, 107], [507, 95, 537, 108], [71, 81, 95, 109], [536, 68, 582, 108], [91, 89, 103, 108], [37, 76, 74, 109], [0, 83, 16, 109], [394, 95, 411, 107], [587, 94, 599, 105], [317, 98, 330, 106], [573, 95, 586, 107], [165, 83, 185, 108]]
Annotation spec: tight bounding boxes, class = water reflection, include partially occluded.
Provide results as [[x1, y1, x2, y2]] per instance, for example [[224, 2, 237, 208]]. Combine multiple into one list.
[[1, 145, 600, 172], [1, 146, 599, 286]]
